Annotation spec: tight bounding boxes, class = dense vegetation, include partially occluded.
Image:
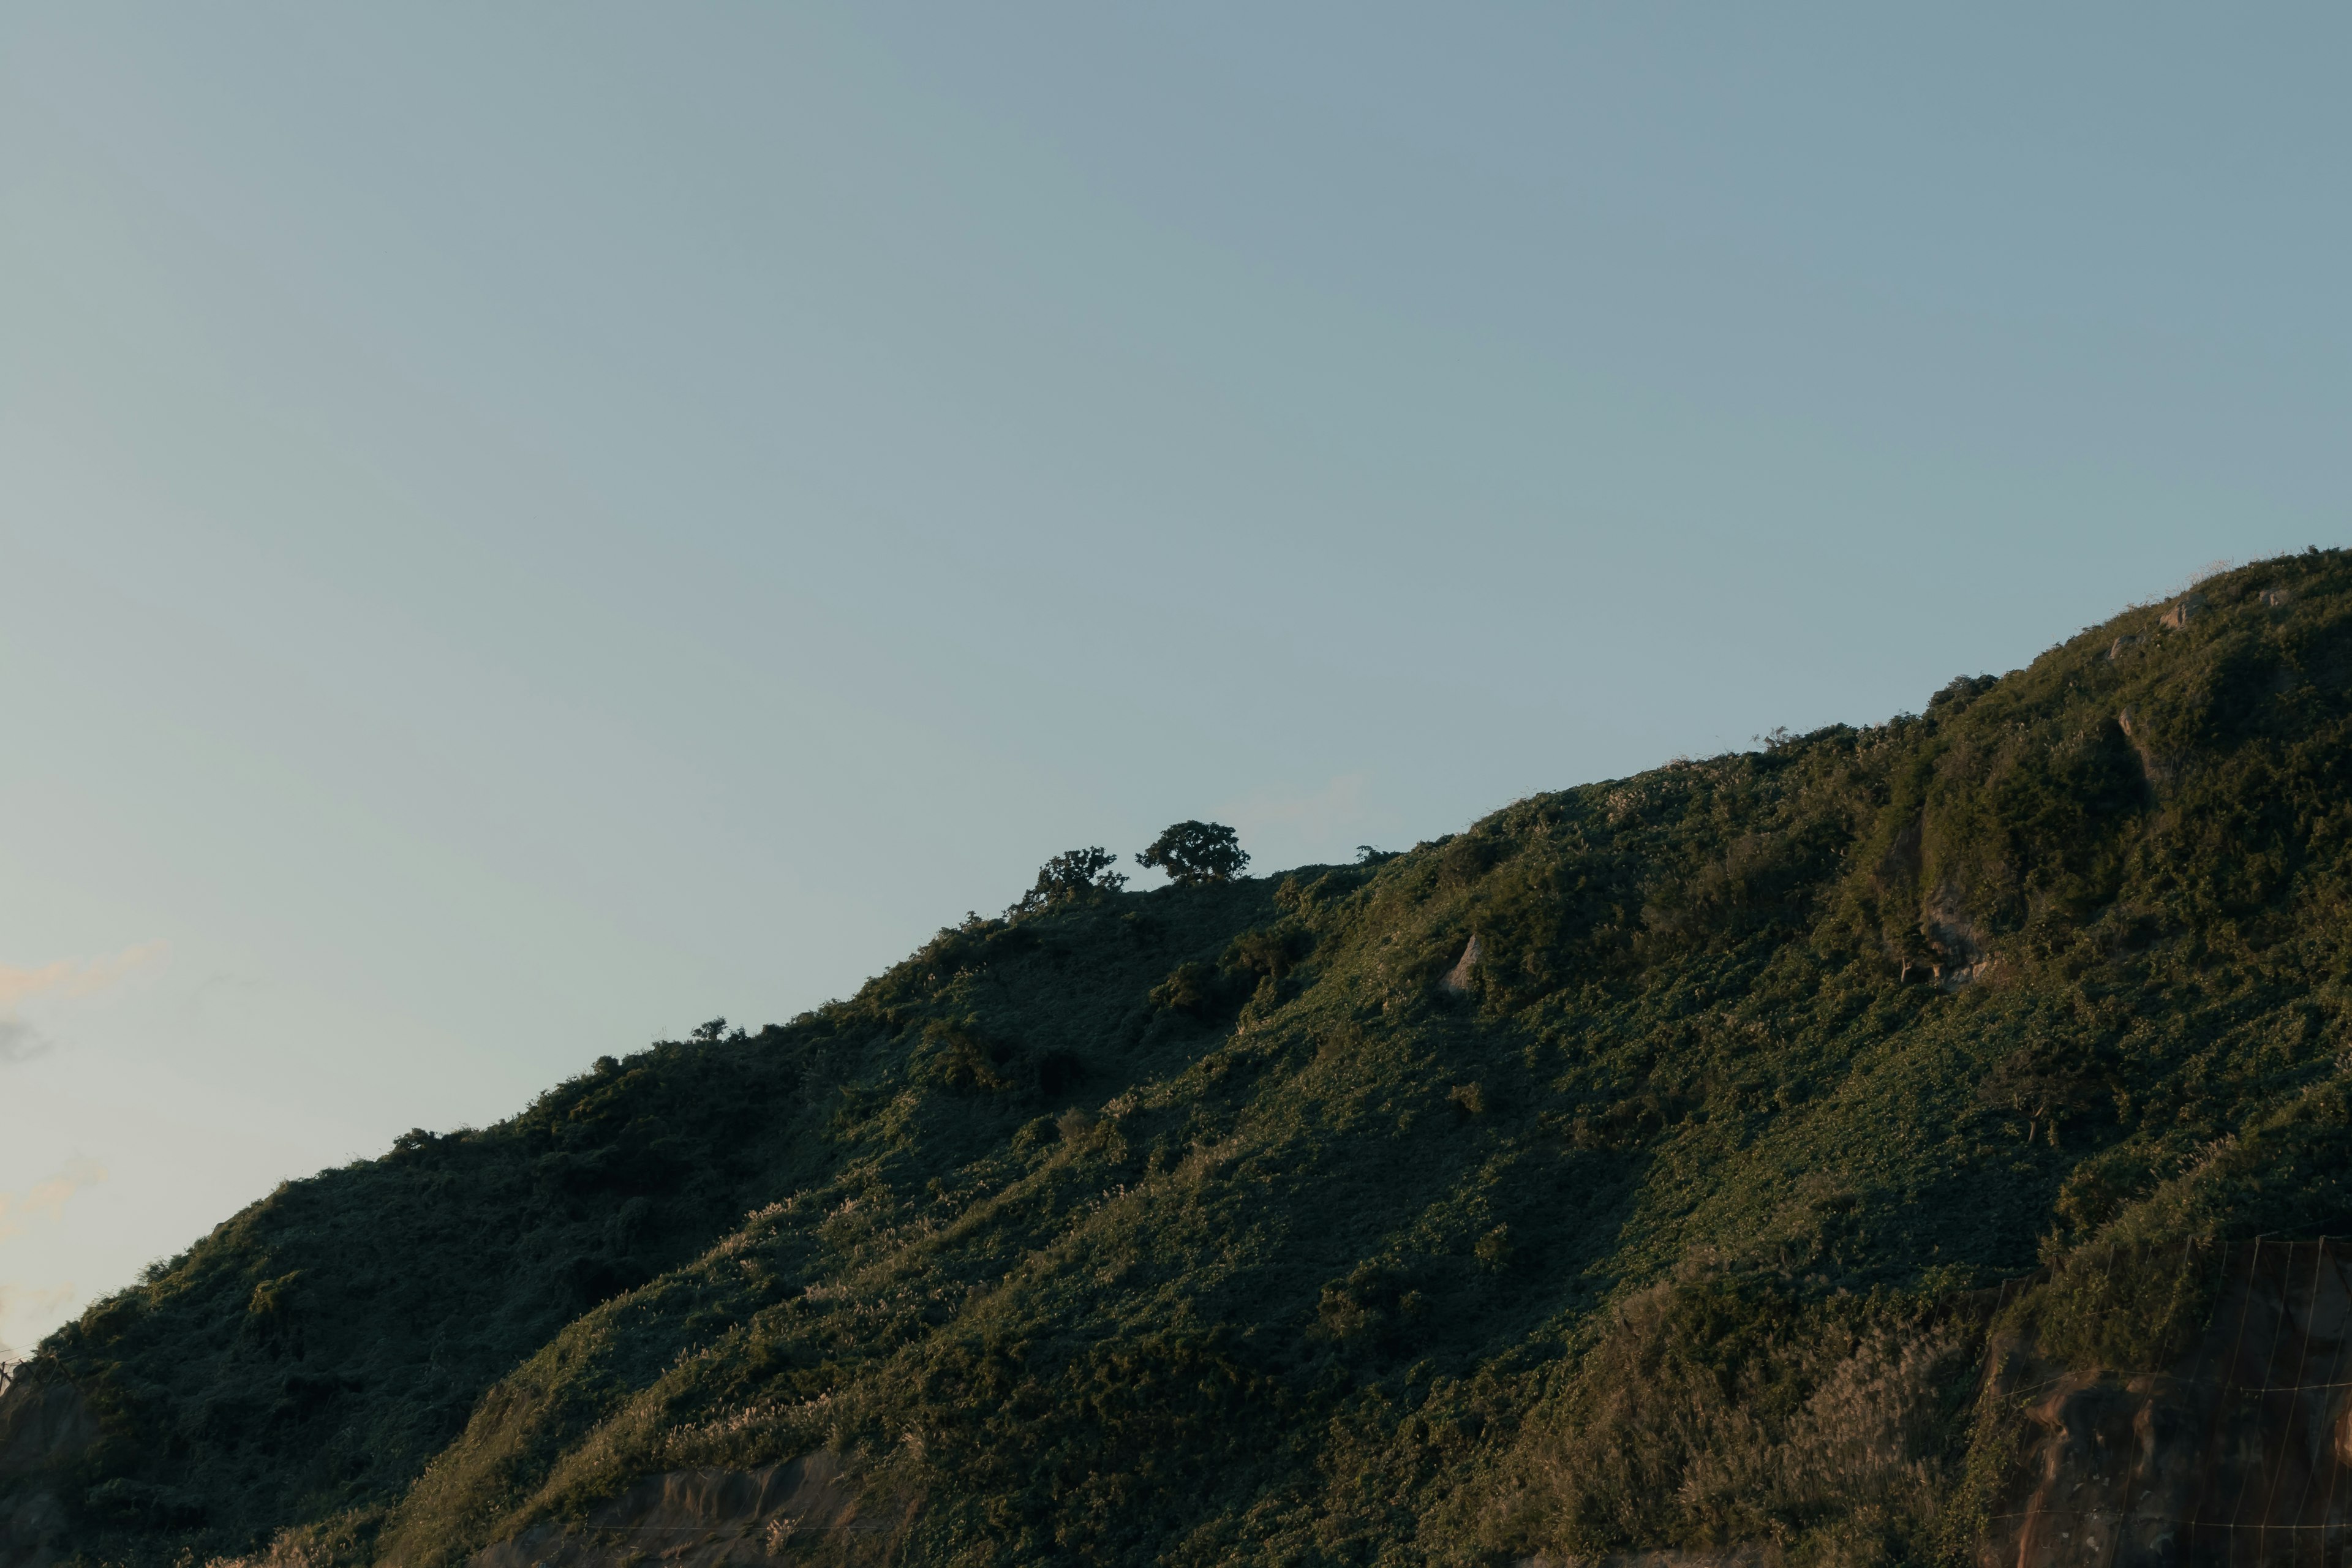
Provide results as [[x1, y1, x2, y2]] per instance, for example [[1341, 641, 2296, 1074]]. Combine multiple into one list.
[[14, 552, 2352, 1567]]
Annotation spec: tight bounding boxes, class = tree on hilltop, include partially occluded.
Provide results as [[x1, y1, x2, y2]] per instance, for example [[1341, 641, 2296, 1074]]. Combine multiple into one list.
[[1010, 846, 1128, 918], [1137, 821, 1249, 887]]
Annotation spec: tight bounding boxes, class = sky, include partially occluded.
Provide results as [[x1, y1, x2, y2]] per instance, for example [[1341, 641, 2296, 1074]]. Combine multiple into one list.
[[1, 4, 2345, 1354]]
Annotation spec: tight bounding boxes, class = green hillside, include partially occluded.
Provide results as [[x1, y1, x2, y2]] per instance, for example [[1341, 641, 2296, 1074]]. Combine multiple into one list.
[[12, 551, 2352, 1567]]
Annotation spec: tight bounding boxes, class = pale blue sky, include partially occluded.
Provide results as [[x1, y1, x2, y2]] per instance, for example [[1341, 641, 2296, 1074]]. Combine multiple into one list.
[[2, 5, 2343, 1350]]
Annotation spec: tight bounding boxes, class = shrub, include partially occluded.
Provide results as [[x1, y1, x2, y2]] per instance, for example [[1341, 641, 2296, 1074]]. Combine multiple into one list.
[[1010, 846, 1128, 917], [916, 1018, 1019, 1093], [1149, 961, 1222, 1016], [1223, 924, 1306, 979]]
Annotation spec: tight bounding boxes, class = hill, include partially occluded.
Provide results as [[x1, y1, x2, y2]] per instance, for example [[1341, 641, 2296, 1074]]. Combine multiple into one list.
[[12, 551, 2352, 1567]]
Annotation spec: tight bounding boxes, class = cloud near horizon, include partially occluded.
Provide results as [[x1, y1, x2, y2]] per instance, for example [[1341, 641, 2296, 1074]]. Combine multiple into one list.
[[0, 1158, 107, 1246], [0, 940, 170, 1009]]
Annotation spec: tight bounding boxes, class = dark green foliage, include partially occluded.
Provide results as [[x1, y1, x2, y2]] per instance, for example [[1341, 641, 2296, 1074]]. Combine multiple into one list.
[[20, 554, 2352, 1567], [1137, 820, 1250, 886], [914, 1017, 1019, 1093], [1010, 847, 1128, 918], [1999, 1240, 2223, 1375], [1148, 960, 1224, 1017], [12, 1037, 818, 1565], [1224, 921, 1308, 981]]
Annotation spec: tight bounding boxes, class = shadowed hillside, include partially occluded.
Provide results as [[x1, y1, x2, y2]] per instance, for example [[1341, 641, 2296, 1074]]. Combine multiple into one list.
[[12, 552, 2352, 1567]]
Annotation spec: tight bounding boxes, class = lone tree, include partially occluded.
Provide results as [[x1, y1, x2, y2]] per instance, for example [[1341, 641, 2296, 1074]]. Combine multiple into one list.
[[1137, 821, 1249, 887], [1011, 846, 1128, 918]]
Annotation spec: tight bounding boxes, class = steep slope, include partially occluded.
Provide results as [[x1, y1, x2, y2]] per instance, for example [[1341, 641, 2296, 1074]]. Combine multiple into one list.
[[12, 552, 2352, 1568]]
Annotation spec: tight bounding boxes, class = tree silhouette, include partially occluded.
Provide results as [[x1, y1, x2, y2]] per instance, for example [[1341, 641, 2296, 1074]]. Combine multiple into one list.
[[1137, 821, 1249, 887], [1011, 846, 1128, 917]]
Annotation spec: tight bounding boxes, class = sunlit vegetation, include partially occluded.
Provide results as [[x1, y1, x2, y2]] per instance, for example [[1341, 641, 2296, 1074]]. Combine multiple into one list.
[[15, 553, 2352, 1566]]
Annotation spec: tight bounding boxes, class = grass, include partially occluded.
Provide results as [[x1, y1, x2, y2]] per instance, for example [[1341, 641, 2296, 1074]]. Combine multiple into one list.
[[15, 551, 2352, 1566]]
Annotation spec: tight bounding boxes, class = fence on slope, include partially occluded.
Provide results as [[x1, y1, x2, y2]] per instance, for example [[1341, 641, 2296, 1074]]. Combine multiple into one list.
[[1977, 1238, 2352, 1568]]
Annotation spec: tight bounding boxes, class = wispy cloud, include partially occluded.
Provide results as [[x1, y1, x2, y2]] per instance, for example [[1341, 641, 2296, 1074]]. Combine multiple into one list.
[[0, 1019, 47, 1066], [0, 940, 170, 1008], [0, 1158, 107, 1245]]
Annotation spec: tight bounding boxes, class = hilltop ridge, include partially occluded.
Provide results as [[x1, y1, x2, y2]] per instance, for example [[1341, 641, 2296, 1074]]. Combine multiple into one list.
[[11, 551, 2352, 1567]]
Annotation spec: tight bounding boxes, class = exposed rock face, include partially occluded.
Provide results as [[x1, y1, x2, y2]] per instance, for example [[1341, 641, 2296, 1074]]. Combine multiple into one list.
[[0, 1365, 101, 1568], [470, 1452, 912, 1567], [2160, 594, 2208, 631], [1978, 1243, 2352, 1568], [1920, 884, 1996, 988], [1441, 934, 1482, 993], [2116, 708, 2176, 796]]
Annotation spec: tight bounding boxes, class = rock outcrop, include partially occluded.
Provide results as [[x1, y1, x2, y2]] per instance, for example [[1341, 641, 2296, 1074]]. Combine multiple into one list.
[[1441, 933, 1481, 993], [2161, 593, 2208, 631]]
